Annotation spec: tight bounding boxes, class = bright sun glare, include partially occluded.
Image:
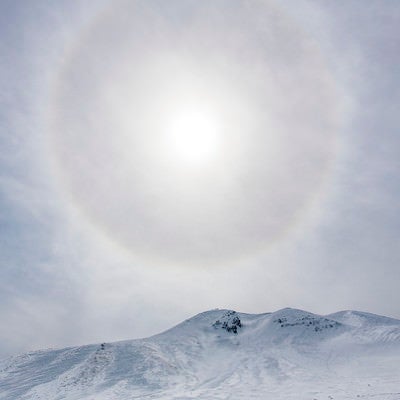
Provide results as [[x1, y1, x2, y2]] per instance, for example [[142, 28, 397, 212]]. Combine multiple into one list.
[[167, 108, 220, 165]]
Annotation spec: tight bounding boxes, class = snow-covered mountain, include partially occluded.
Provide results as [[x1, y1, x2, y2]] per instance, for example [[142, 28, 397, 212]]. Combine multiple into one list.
[[1, 308, 400, 399]]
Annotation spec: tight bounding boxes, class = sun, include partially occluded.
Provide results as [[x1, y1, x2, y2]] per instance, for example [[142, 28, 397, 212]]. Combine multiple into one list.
[[166, 107, 220, 165]]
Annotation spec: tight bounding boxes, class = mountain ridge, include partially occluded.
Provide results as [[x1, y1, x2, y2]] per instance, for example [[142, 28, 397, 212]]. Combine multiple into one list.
[[1, 308, 400, 399]]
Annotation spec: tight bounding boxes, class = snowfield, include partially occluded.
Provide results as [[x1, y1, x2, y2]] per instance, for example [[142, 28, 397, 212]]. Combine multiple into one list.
[[1, 308, 400, 399]]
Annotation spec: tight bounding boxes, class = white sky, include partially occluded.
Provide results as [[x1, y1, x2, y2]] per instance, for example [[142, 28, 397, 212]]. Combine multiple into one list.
[[0, 0, 399, 357]]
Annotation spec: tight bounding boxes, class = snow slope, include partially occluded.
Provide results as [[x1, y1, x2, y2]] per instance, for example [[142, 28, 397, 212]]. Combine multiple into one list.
[[1, 308, 400, 399]]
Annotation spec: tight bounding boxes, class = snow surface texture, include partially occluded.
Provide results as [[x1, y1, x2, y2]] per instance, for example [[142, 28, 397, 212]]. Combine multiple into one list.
[[1, 308, 400, 399]]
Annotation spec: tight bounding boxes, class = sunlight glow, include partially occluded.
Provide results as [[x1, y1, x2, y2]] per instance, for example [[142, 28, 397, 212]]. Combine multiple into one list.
[[167, 108, 220, 165]]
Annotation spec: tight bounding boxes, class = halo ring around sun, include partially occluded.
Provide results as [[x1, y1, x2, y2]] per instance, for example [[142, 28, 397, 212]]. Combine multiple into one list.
[[49, 0, 340, 267]]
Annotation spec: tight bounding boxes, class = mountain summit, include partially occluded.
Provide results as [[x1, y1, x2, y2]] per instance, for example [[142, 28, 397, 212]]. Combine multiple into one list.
[[1, 308, 400, 399]]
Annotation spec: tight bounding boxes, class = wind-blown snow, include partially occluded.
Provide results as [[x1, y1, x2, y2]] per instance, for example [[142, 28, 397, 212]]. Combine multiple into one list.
[[1, 308, 400, 399]]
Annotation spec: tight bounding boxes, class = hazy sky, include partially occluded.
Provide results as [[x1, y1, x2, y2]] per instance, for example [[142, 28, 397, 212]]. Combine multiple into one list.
[[1, 0, 399, 357]]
